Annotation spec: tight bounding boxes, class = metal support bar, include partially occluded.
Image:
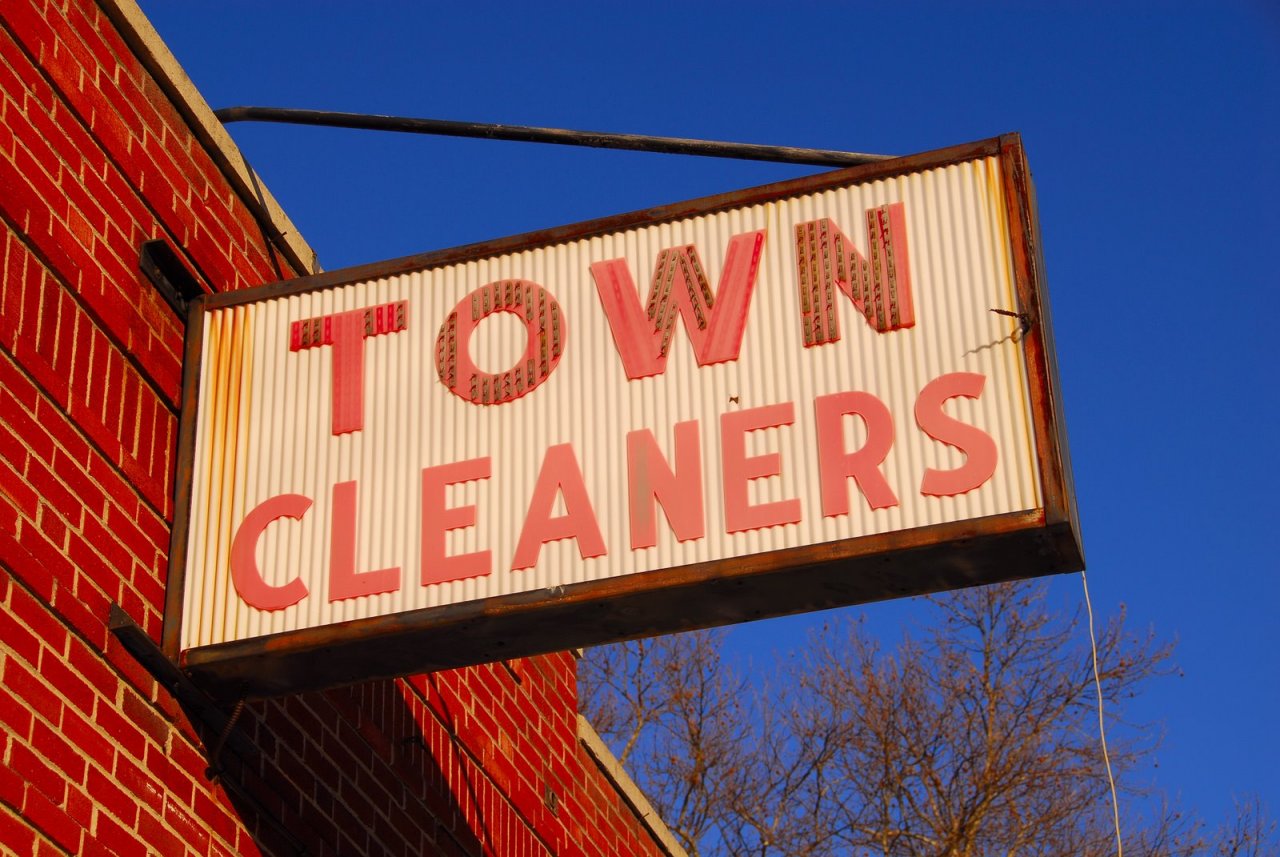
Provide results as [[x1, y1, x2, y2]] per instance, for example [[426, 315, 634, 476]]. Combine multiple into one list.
[[108, 603, 252, 757], [214, 106, 895, 168]]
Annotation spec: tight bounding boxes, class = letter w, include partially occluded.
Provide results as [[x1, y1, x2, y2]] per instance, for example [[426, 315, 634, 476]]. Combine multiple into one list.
[[795, 202, 914, 346], [590, 231, 765, 380]]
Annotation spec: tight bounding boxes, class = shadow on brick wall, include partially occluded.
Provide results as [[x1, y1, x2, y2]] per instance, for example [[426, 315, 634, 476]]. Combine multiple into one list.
[[209, 679, 487, 857]]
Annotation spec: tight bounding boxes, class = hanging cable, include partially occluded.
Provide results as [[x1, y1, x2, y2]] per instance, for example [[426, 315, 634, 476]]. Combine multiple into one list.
[[1082, 569, 1123, 857]]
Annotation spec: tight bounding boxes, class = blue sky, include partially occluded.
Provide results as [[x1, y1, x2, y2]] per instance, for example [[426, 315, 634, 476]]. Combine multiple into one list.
[[139, 0, 1278, 828]]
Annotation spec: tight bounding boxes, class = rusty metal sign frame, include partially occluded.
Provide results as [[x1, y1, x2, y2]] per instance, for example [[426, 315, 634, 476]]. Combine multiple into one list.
[[164, 134, 1082, 702]]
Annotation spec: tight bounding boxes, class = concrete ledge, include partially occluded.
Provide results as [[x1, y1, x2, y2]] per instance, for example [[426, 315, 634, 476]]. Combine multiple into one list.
[[99, 0, 320, 277], [577, 714, 689, 857]]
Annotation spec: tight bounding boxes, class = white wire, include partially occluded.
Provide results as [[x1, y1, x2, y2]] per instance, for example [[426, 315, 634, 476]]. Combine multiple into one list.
[[1082, 569, 1123, 857]]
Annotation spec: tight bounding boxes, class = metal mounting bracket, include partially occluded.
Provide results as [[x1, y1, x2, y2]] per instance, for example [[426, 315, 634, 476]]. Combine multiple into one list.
[[108, 604, 308, 854], [139, 239, 204, 320]]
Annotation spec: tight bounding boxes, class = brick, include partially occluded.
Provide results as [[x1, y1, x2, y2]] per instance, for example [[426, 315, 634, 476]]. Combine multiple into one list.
[[31, 272, 64, 369], [34, 392, 92, 464], [22, 452, 80, 519], [0, 747, 26, 806], [2, 652, 62, 727], [0, 146, 46, 241], [163, 793, 210, 856], [49, 446, 106, 518], [6, 573, 68, 654], [58, 700, 115, 772], [63, 2, 117, 79], [7, 101, 65, 184], [0, 387, 54, 465], [8, 739, 65, 804], [135, 807, 182, 857], [35, 500, 69, 548], [86, 454, 139, 516], [95, 337, 122, 430], [37, 641, 98, 714], [0, 455, 39, 517], [31, 714, 87, 784], [5, 7, 673, 855], [65, 634, 114, 691], [23, 781, 83, 854], [1, 525, 70, 601], [0, 30, 28, 100], [77, 511, 132, 579], [111, 750, 164, 816], [192, 788, 240, 849], [104, 500, 155, 568], [39, 201, 98, 292], [207, 837, 241, 857], [141, 133, 195, 206], [0, 805, 37, 857], [76, 164, 134, 241], [236, 765, 285, 819], [0, 595, 42, 667], [92, 697, 146, 760], [113, 586, 148, 637], [130, 76, 171, 144], [166, 733, 208, 786], [134, 506, 170, 561], [53, 573, 108, 649], [0, 683, 34, 739], [144, 742, 194, 807], [83, 809, 147, 857]]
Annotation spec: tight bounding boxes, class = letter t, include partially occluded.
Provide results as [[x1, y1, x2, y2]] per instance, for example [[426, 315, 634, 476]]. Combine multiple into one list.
[[290, 301, 408, 435]]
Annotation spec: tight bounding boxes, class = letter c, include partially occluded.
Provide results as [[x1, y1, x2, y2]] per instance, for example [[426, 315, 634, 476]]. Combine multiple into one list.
[[230, 494, 312, 611]]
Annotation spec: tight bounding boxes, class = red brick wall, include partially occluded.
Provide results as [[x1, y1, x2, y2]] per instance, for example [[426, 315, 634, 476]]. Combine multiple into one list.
[[0, 2, 670, 854]]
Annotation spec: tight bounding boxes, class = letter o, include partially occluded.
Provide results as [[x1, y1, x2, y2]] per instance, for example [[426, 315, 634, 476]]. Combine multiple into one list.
[[434, 279, 566, 405]]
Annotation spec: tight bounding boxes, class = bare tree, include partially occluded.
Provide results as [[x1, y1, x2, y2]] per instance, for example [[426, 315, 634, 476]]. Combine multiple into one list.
[[580, 580, 1275, 857], [581, 630, 750, 856]]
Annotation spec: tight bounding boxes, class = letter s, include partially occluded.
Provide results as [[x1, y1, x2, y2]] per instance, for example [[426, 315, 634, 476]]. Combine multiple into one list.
[[914, 373, 998, 497]]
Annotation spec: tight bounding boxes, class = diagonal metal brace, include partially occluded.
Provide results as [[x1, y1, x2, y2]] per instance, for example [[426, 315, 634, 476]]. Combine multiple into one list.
[[108, 603, 253, 758], [109, 604, 309, 853]]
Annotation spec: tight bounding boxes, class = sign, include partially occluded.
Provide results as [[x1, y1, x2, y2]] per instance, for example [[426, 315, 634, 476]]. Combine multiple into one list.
[[166, 135, 1082, 700]]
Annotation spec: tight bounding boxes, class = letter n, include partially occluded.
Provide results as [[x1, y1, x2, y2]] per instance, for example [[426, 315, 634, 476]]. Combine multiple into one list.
[[794, 203, 914, 346]]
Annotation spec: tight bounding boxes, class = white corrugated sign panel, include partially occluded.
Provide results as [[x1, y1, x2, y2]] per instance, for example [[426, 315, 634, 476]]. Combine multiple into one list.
[[180, 151, 1043, 651]]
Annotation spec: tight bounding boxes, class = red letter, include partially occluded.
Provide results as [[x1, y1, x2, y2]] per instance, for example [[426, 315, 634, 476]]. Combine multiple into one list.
[[795, 203, 914, 346], [590, 231, 766, 379], [815, 391, 899, 515], [289, 301, 408, 435], [511, 444, 607, 571], [422, 458, 492, 586], [721, 403, 802, 534], [435, 280, 565, 405], [328, 480, 401, 602], [230, 494, 311, 611], [914, 372, 998, 497], [627, 421, 705, 550]]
